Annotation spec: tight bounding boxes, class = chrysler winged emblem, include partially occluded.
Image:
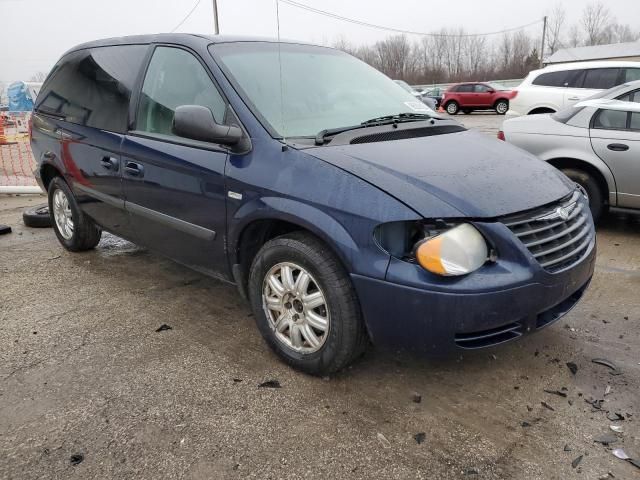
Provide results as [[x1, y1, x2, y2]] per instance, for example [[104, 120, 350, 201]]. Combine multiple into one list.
[[537, 203, 575, 222]]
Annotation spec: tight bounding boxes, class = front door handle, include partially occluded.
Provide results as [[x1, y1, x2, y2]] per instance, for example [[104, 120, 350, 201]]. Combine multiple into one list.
[[124, 161, 144, 177], [607, 143, 629, 152], [100, 156, 119, 171]]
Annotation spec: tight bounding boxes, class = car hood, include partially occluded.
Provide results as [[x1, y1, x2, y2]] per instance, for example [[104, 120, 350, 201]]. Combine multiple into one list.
[[306, 129, 574, 218]]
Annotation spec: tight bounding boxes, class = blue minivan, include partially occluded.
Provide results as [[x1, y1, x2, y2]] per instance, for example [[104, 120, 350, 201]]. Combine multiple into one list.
[[31, 34, 596, 374]]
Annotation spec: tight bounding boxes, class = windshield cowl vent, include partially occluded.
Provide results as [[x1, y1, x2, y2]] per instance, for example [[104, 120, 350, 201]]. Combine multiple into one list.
[[349, 125, 465, 144]]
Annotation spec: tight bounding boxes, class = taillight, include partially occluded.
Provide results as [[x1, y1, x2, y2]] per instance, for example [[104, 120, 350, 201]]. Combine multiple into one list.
[[497, 130, 505, 141], [510, 90, 518, 99]]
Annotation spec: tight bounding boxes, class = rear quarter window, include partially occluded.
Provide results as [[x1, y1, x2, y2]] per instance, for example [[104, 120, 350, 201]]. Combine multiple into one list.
[[532, 71, 569, 87], [35, 45, 147, 133], [581, 68, 620, 90]]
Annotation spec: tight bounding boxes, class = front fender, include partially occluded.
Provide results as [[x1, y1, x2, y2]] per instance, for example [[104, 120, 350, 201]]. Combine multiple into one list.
[[229, 196, 389, 279]]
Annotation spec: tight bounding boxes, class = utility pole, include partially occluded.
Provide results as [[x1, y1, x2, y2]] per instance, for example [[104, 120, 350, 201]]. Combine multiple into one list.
[[540, 15, 547, 68], [213, 0, 219, 35]]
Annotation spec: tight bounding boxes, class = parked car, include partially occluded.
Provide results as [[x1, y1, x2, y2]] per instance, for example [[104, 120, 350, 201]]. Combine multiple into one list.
[[441, 82, 517, 115], [500, 80, 640, 221], [422, 86, 445, 109], [31, 34, 595, 375], [507, 61, 640, 117], [393, 80, 437, 110]]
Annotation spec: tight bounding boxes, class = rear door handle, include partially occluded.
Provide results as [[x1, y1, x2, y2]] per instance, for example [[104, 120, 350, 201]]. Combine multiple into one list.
[[568, 96, 582, 101], [607, 143, 629, 152], [100, 156, 119, 171], [124, 161, 144, 177]]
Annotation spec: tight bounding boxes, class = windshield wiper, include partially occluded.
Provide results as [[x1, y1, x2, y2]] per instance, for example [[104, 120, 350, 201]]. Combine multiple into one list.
[[315, 112, 439, 145], [361, 112, 437, 126]]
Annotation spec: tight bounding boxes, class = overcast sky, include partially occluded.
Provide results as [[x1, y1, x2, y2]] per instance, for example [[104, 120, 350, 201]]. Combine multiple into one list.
[[0, 0, 639, 81]]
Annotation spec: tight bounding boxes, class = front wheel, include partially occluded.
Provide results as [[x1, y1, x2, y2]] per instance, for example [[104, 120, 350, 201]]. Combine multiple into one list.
[[48, 177, 102, 251], [445, 101, 459, 115], [560, 168, 605, 222], [248, 232, 367, 375], [495, 100, 509, 115]]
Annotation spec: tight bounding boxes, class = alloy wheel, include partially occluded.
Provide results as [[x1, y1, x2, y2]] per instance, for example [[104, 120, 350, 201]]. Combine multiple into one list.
[[262, 262, 330, 354], [52, 188, 74, 240]]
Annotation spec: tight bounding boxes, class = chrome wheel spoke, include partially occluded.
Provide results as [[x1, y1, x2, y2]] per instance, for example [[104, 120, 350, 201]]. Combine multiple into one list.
[[290, 324, 303, 348], [305, 310, 328, 331], [302, 291, 324, 310], [266, 295, 283, 311], [293, 271, 310, 297], [281, 265, 295, 291], [267, 274, 286, 297], [274, 313, 289, 333], [300, 323, 320, 348]]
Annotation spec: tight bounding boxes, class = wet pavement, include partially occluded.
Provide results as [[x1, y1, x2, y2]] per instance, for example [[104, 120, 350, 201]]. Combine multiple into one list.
[[1, 118, 639, 479]]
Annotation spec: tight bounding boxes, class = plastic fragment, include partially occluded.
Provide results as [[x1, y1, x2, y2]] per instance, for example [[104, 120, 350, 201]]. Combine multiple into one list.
[[564, 444, 572, 452], [412, 392, 422, 404], [594, 434, 618, 445], [610, 425, 623, 433], [566, 362, 578, 375], [155, 324, 172, 332], [0, 225, 11, 235], [258, 379, 281, 388], [592, 358, 622, 375], [541, 401, 555, 411], [572, 455, 583, 468], [604, 385, 612, 396], [414, 432, 426, 444], [544, 389, 567, 398], [377, 432, 391, 448], [612, 449, 629, 460], [70, 453, 84, 465]]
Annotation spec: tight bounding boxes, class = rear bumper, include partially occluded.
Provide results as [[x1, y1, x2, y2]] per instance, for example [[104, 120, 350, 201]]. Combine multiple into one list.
[[351, 235, 596, 354]]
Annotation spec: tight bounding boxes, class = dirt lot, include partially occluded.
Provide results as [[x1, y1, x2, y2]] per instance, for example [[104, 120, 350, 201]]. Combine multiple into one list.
[[1, 115, 639, 479]]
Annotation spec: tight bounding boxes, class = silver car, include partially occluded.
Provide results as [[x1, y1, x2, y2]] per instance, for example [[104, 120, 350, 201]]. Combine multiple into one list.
[[501, 80, 640, 221]]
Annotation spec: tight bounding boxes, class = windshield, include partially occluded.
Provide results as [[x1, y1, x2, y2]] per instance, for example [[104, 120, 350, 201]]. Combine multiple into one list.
[[210, 42, 433, 138]]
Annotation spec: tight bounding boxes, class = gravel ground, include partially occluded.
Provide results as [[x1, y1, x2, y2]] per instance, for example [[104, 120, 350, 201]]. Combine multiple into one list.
[[1, 116, 639, 479]]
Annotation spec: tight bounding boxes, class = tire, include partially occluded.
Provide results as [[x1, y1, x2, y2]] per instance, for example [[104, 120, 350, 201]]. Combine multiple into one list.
[[495, 99, 509, 115], [248, 231, 368, 375], [22, 203, 52, 228], [48, 176, 102, 251], [560, 168, 605, 222], [445, 101, 459, 115]]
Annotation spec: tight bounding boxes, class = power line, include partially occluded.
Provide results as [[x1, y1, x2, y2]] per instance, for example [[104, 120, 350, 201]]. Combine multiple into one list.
[[279, 0, 543, 37], [170, 0, 203, 33]]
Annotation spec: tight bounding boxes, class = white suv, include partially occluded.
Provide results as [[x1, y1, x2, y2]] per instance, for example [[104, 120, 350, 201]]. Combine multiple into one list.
[[507, 61, 640, 117]]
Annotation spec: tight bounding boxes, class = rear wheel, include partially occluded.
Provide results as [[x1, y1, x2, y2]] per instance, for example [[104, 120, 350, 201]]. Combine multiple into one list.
[[495, 99, 509, 115], [48, 177, 102, 251], [248, 232, 367, 375], [22, 203, 52, 228], [560, 168, 605, 222], [445, 101, 459, 115]]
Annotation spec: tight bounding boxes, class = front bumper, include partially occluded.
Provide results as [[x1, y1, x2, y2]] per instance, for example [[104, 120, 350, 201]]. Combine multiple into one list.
[[352, 219, 596, 354]]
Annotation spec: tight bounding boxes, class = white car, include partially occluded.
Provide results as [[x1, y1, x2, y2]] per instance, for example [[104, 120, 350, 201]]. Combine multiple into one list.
[[501, 80, 640, 221], [507, 61, 640, 118]]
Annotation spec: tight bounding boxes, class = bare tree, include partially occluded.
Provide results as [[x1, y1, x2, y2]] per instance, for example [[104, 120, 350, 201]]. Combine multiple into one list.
[[546, 3, 566, 54], [568, 24, 582, 47], [581, 2, 611, 46]]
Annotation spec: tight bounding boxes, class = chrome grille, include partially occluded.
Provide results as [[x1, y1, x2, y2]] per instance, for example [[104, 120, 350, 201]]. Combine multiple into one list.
[[502, 191, 594, 273]]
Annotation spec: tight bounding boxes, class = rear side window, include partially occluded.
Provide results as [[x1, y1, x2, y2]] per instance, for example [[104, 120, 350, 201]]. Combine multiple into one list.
[[136, 47, 227, 137], [35, 45, 147, 133], [622, 68, 640, 83], [456, 84, 474, 93], [474, 84, 490, 93], [582, 68, 620, 89], [532, 71, 569, 87], [593, 109, 630, 130]]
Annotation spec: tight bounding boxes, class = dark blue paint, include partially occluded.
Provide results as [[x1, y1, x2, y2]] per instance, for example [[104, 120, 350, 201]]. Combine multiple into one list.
[[31, 34, 595, 354]]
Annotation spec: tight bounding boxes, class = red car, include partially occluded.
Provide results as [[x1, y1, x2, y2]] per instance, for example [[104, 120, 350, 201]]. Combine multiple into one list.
[[441, 82, 517, 115]]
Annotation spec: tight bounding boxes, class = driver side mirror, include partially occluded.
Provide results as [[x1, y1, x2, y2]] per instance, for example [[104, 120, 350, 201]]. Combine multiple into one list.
[[173, 105, 242, 145], [486, 88, 495, 93]]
